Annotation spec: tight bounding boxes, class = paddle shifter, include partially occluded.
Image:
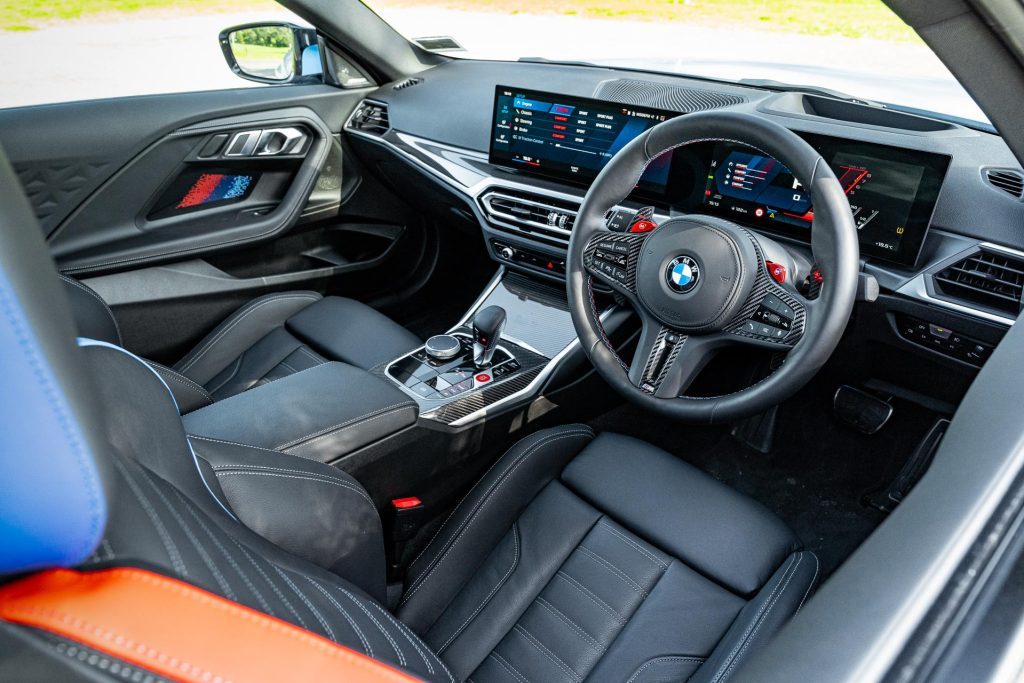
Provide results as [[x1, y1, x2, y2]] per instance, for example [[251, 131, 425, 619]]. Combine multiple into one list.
[[472, 305, 507, 369]]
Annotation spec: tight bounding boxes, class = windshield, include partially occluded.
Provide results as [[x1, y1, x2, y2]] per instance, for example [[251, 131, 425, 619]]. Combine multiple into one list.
[[365, 0, 987, 126]]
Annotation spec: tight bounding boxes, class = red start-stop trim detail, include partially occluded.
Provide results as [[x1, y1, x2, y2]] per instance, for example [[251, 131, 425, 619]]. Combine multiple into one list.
[[765, 261, 787, 284], [475, 373, 492, 383]]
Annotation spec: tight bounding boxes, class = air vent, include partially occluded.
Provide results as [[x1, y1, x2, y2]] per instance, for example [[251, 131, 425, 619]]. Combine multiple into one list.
[[984, 168, 1024, 198], [594, 78, 745, 113], [348, 100, 390, 135], [933, 248, 1024, 316], [393, 77, 422, 91], [479, 189, 580, 243]]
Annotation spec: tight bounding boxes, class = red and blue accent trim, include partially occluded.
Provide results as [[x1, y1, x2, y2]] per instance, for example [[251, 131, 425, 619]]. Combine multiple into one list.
[[177, 173, 253, 209]]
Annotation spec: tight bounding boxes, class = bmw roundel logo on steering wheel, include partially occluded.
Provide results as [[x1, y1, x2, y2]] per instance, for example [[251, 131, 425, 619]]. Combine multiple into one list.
[[666, 255, 701, 293]]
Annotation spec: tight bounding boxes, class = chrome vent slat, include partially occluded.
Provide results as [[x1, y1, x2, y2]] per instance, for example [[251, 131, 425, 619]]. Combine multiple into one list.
[[985, 169, 1024, 198], [933, 248, 1024, 315], [349, 101, 390, 135], [479, 189, 580, 243]]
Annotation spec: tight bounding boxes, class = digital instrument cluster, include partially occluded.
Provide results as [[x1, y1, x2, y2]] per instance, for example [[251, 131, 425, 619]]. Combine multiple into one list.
[[701, 134, 950, 265], [488, 87, 951, 267]]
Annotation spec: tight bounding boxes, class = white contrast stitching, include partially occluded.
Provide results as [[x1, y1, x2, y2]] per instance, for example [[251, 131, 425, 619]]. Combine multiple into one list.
[[597, 520, 668, 569], [177, 294, 320, 373], [438, 523, 520, 654], [406, 425, 596, 571], [305, 577, 371, 655], [400, 428, 595, 607], [534, 597, 605, 654], [213, 469, 375, 508], [794, 552, 819, 615], [709, 554, 800, 683], [625, 656, 705, 683]]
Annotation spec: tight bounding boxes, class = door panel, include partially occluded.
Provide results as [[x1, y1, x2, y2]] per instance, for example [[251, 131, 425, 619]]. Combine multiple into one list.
[[0, 85, 358, 240], [0, 83, 439, 361], [48, 106, 334, 275]]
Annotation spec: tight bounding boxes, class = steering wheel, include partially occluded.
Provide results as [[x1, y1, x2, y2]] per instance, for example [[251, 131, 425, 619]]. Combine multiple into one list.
[[567, 111, 860, 423]]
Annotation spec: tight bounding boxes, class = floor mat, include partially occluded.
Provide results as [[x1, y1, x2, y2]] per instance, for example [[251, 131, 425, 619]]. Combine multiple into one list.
[[588, 380, 944, 579]]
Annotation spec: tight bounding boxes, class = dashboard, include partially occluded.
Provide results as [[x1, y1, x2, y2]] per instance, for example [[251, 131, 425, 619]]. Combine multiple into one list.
[[344, 58, 1022, 379], [487, 86, 950, 266]]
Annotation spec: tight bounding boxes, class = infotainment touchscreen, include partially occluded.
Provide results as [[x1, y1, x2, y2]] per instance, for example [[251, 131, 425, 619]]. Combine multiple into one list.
[[701, 134, 950, 266], [489, 86, 679, 195]]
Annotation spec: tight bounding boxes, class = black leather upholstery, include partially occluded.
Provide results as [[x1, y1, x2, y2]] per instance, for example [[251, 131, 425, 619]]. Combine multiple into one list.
[[182, 361, 418, 464], [80, 344, 455, 682], [47, 282, 816, 683], [399, 427, 816, 682], [188, 433, 388, 604], [287, 296, 424, 371], [59, 274, 121, 346], [59, 278, 421, 410]]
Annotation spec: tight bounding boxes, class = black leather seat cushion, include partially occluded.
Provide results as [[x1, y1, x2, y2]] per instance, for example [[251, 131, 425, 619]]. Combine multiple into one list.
[[398, 428, 817, 682], [59, 279, 421, 409]]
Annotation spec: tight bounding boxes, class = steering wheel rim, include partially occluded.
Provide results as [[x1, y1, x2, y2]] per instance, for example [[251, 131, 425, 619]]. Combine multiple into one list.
[[566, 111, 860, 424]]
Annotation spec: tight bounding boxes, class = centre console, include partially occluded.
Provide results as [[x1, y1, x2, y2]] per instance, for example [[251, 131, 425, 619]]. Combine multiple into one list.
[[377, 269, 627, 427]]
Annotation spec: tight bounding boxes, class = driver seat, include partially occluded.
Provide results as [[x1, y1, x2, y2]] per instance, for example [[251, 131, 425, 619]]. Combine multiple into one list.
[[0, 147, 818, 682]]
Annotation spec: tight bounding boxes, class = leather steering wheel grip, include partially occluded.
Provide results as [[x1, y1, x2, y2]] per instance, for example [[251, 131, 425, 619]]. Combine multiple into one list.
[[566, 110, 860, 423]]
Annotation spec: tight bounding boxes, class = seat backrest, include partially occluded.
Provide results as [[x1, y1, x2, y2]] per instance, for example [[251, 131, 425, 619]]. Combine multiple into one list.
[[0, 146, 112, 575]]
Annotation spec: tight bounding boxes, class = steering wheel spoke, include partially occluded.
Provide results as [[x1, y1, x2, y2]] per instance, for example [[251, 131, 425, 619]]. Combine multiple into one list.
[[628, 316, 718, 398], [582, 232, 647, 299], [567, 111, 859, 422], [724, 279, 809, 350]]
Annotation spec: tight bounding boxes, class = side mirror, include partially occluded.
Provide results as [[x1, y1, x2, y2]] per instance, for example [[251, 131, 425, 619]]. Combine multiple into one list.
[[219, 22, 322, 84]]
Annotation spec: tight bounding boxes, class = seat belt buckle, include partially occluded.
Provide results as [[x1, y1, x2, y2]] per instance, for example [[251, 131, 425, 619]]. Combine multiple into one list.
[[390, 497, 425, 543], [387, 497, 426, 584]]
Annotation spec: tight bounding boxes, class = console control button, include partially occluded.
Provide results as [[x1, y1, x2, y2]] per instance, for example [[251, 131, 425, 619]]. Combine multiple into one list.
[[425, 334, 461, 361], [895, 314, 995, 367], [411, 383, 436, 398]]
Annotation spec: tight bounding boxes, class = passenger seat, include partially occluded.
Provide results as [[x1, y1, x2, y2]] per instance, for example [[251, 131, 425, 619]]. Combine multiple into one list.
[[60, 275, 421, 413]]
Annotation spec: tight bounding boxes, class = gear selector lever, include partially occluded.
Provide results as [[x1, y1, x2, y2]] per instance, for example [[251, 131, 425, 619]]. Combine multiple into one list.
[[472, 306, 506, 368]]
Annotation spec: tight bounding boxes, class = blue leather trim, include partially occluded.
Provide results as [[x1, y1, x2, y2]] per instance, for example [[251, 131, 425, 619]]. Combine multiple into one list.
[[0, 271, 106, 574], [76, 338, 238, 523]]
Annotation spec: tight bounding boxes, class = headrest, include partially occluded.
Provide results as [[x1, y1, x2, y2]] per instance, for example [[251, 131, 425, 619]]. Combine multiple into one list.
[[0, 146, 111, 575]]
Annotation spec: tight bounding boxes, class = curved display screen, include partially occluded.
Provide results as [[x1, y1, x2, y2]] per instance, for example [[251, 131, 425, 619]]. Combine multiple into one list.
[[702, 134, 950, 266], [487, 86, 951, 268], [489, 86, 678, 195]]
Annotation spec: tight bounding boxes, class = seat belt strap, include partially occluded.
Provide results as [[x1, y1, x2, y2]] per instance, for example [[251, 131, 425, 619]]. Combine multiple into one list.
[[0, 567, 421, 683]]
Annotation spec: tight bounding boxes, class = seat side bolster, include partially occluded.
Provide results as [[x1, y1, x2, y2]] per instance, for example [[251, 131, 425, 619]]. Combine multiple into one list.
[[173, 291, 322, 385], [59, 275, 121, 346], [188, 435, 388, 605], [398, 425, 596, 633], [690, 550, 820, 683], [147, 361, 213, 415]]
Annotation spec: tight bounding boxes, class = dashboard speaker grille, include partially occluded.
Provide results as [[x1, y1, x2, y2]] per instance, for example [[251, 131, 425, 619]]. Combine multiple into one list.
[[594, 78, 746, 113], [984, 168, 1024, 198], [933, 248, 1024, 316]]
